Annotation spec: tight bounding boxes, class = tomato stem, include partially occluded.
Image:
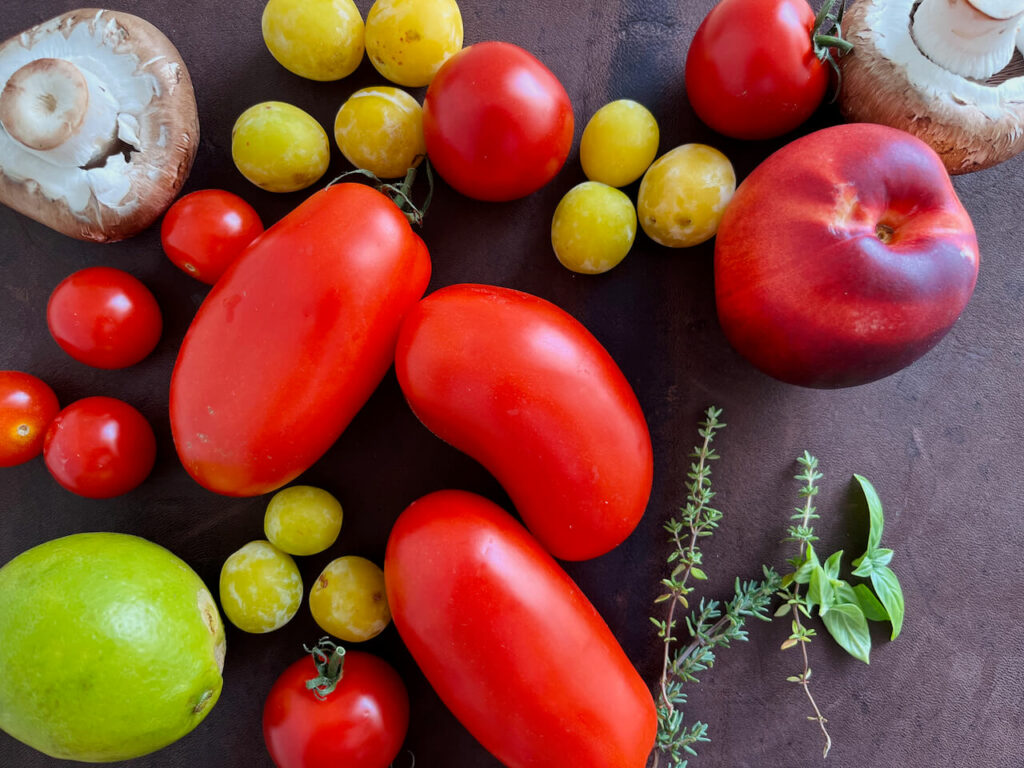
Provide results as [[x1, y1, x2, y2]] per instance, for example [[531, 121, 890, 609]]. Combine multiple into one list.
[[324, 158, 434, 227], [811, 0, 853, 103], [304, 637, 346, 700]]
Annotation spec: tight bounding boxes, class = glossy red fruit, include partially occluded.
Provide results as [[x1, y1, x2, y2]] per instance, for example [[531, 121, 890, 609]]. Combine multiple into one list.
[[171, 183, 431, 497], [161, 189, 264, 284], [47, 267, 162, 369], [385, 490, 657, 768], [423, 41, 574, 201], [43, 396, 156, 498], [395, 283, 652, 561], [263, 643, 409, 768], [0, 371, 59, 467], [714, 123, 980, 388]]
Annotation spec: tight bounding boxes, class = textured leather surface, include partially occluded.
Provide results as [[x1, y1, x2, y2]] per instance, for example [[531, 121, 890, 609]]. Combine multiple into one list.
[[2, 1, 1023, 767]]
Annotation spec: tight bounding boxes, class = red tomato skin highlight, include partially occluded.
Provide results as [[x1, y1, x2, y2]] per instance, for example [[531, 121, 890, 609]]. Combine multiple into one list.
[[161, 189, 264, 285], [43, 396, 156, 499], [170, 183, 431, 497], [685, 0, 828, 140], [385, 490, 657, 768], [423, 41, 574, 202], [714, 123, 979, 387], [47, 267, 163, 369], [262, 651, 409, 768], [395, 284, 653, 561], [0, 371, 60, 467]]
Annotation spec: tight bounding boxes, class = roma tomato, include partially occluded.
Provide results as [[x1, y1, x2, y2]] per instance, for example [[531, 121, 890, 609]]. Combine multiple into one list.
[[263, 640, 409, 768], [685, 0, 831, 140], [395, 284, 652, 561], [714, 123, 979, 388], [170, 183, 431, 497], [385, 490, 657, 768], [423, 42, 574, 201], [161, 190, 264, 284], [43, 397, 156, 498], [47, 267, 162, 369], [0, 371, 59, 467]]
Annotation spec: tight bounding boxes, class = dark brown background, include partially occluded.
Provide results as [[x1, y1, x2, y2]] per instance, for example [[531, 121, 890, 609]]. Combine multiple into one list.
[[2, 1, 1023, 766]]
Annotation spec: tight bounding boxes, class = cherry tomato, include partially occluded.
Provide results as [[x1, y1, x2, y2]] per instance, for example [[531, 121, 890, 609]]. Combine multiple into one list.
[[171, 184, 431, 497], [385, 490, 657, 767], [423, 41, 574, 201], [161, 190, 264, 285], [395, 284, 653, 561], [0, 371, 59, 467], [685, 0, 828, 140], [263, 639, 409, 768], [43, 396, 156, 499], [47, 267, 162, 369]]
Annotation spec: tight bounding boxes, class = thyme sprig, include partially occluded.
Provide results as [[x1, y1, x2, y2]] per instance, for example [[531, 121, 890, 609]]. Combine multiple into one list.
[[650, 408, 779, 768]]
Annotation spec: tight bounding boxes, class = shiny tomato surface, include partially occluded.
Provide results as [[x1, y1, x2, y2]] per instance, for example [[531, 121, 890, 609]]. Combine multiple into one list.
[[685, 0, 827, 140], [263, 650, 409, 768], [423, 41, 574, 201], [46, 267, 162, 369], [161, 189, 264, 284], [395, 284, 652, 561], [0, 371, 59, 467], [714, 123, 980, 387], [170, 183, 431, 497], [43, 396, 156, 498], [385, 490, 657, 768]]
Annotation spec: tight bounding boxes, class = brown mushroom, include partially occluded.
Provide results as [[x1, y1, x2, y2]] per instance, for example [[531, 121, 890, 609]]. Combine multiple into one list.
[[0, 9, 199, 242], [839, 0, 1024, 174]]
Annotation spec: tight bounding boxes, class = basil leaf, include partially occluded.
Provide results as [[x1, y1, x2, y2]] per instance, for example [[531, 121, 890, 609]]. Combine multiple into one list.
[[854, 473, 885, 552], [808, 565, 833, 615], [793, 546, 820, 585], [823, 550, 843, 581], [871, 566, 905, 640], [852, 583, 889, 622], [831, 579, 859, 608], [821, 602, 871, 664], [852, 548, 893, 578]]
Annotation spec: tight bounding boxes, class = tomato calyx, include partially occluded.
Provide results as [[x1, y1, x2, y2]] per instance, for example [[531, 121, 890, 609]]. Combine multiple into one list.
[[811, 0, 854, 100], [326, 158, 434, 227], [303, 637, 348, 700]]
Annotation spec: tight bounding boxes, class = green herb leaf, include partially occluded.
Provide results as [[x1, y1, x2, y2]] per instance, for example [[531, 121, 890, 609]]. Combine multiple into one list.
[[852, 583, 889, 622], [690, 567, 708, 581], [854, 473, 885, 552], [870, 566, 905, 640], [808, 566, 833, 615], [852, 547, 894, 578], [820, 602, 871, 664], [830, 579, 859, 608], [823, 550, 843, 581], [793, 546, 820, 585]]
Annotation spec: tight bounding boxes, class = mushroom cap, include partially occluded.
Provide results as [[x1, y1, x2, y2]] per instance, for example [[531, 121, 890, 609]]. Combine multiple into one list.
[[0, 9, 198, 242], [839, 0, 1024, 174]]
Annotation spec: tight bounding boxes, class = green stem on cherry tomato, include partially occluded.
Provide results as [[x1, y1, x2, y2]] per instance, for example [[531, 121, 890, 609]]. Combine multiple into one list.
[[324, 158, 434, 227], [304, 637, 347, 699]]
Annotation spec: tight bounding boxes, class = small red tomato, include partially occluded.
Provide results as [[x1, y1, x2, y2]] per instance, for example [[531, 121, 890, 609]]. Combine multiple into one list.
[[263, 640, 409, 768], [423, 41, 574, 201], [0, 371, 59, 467], [161, 190, 264, 284], [47, 267, 163, 369], [685, 0, 829, 140], [43, 396, 156, 498]]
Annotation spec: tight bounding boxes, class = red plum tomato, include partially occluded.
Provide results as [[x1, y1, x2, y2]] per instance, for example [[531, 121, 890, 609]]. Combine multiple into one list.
[[0, 371, 59, 467], [263, 643, 409, 768], [161, 190, 264, 284], [385, 490, 657, 767], [47, 267, 162, 369], [43, 397, 156, 498], [423, 41, 574, 201], [685, 0, 828, 140]]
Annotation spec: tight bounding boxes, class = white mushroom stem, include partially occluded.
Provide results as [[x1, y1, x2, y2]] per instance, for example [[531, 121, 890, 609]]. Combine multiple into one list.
[[912, 0, 1024, 79], [0, 57, 119, 168]]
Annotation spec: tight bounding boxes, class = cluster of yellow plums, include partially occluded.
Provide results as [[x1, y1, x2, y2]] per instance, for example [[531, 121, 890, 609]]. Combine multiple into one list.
[[219, 486, 393, 643], [231, 0, 463, 192], [551, 99, 738, 275]]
